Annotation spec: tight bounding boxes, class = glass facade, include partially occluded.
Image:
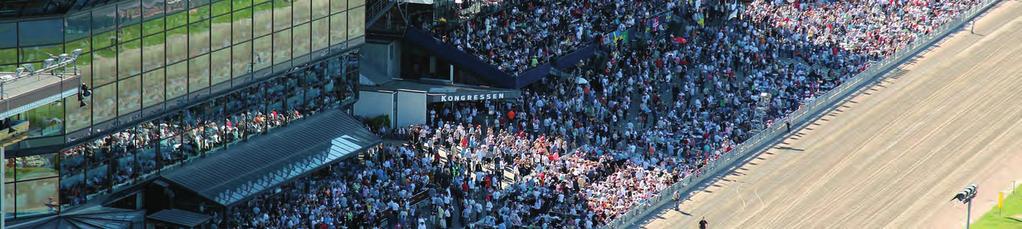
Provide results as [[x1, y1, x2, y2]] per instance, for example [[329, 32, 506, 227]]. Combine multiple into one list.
[[3, 0, 365, 220]]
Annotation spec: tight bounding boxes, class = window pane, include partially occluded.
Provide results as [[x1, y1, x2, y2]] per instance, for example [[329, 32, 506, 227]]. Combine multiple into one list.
[[166, 11, 188, 29], [143, 0, 165, 19], [143, 69, 165, 107], [14, 177, 59, 217], [21, 101, 64, 138], [15, 154, 58, 181], [272, 29, 290, 65], [166, 26, 187, 63], [232, 41, 251, 78], [188, 20, 210, 57], [311, 18, 328, 52], [273, 0, 291, 31], [93, 30, 117, 50], [211, 14, 231, 50], [92, 84, 117, 123], [329, 12, 346, 45], [66, 78, 92, 132], [253, 3, 272, 37], [211, 48, 231, 85], [118, 24, 142, 43], [0, 23, 14, 48], [0, 48, 14, 65], [189, 5, 210, 23], [94, 5, 118, 33], [294, 0, 310, 24], [143, 18, 165, 36], [349, 0, 363, 7], [119, 74, 142, 114], [20, 45, 63, 63], [93, 47, 117, 86], [233, 0, 251, 9], [212, 0, 231, 16], [143, 32, 165, 71], [119, 39, 142, 79], [20, 19, 64, 46], [330, 0, 345, 14], [189, 54, 210, 92], [76, 53, 93, 87], [232, 8, 252, 43], [293, 23, 310, 57], [66, 12, 92, 41], [119, 0, 143, 26], [348, 6, 364, 38], [3, 183, 13, 217], [65, 38, 91, 54], [253, 35, 271, 70], [166, 61, 187, 99], [312, 0, 328, 19], [167, 0, 187, 14]]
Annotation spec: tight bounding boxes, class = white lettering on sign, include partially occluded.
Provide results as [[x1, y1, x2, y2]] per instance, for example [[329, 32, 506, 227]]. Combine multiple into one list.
[[440, 93, 508, 102]]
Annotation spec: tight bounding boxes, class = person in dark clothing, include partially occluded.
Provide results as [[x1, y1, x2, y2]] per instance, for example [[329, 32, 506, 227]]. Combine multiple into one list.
[[699, 217, 708, 229], [785, 121, 791, 133]]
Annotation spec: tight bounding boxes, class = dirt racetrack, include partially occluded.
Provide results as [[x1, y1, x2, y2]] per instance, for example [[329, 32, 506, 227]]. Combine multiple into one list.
[[643, 1, 1022, 228]]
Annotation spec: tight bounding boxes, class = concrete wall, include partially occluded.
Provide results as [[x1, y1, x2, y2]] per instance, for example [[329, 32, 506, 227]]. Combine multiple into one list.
[[359, 41, 401, 85]]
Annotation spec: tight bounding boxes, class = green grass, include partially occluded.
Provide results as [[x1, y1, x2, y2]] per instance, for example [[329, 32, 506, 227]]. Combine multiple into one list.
[[972, 184, 1022, 229]]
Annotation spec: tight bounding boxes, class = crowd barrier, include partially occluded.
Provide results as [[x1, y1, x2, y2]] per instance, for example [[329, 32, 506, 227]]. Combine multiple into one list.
[[605, 0, 1002, 228]]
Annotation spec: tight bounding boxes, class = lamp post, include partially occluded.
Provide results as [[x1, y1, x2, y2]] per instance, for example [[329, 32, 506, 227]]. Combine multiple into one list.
[[952, 184, 978, 229]]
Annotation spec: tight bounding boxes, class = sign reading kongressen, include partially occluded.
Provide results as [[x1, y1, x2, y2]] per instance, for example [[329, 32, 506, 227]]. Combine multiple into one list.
[[428, 91, 519, 103]]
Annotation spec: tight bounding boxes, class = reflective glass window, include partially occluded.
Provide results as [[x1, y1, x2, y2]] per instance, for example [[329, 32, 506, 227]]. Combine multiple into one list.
[[119, 0, 143, 26], [211, 48, 231, 85], [20, 101, 64, 138], [294, 0, 310, 24], [293, 23, 310, 57], [119, 39, 142, 79], [20, 44, 63, 63], [312, 0, 328, 19], [143, 18, 165, 36], [66, 80, 92, 132], [119, 74, 142, 114], [329, 12, 346, 45], [233, 0, 251, 9], [143, 69, 166, 107], [311, 18, 328, 52], [143, 0, 165, 19], [253, 35, 271, 71], [188, 20, 210, 57], [166, 11, 188, 29], [348, 6, 364, 38], [330, 0, 346, 14], [93, 5, 118, 35], [93, 30, 117, 50], [19, 19, 64, 46], [65, 38, 91, 55], [232, 7, 252, 43], [166, 26, 188, 63], [93, 47, 117, 86], [253, 2, 272, 37], [3, 183, 14, 217], [189, 5, 210, 23], [66, 12, 92, 41], [272, 29, 291, 65], [212, 0, 231, 16], [166, 61, 188, 99], [273, 0, 291, 31], [211, 14, 232, 50], [14, 154, 58, 181], [76, 53, 93, 88], [0, 48, 14, 65], [143, 32, 166, 71], [349, 0, 363, 7], [0, 23, 16, 48], [232, 41, 252, 78], [92, 83, 117, 123], [14, 177, 59, 217], [118, 24, 142, 43], [189, 54, 210, 92]]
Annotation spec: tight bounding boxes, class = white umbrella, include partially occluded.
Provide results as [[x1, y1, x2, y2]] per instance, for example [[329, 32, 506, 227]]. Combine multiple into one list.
[[575, 77, 589, 85]]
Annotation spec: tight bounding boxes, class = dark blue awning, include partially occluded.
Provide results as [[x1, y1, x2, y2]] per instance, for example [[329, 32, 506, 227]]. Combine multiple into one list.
[[159, 110, 381, 206]]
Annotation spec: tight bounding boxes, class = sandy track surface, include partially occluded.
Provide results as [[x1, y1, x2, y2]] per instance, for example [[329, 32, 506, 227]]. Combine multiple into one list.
[[643, 1, 1022, 228]]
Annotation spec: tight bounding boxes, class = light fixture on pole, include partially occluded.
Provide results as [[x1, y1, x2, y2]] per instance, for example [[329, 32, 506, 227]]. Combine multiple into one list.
[[951, 184, 978, 229]]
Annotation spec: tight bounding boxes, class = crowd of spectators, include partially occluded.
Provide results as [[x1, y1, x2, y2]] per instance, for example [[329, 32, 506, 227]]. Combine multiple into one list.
[[426, 0, 676, 74], [233, 0, 986, 228]]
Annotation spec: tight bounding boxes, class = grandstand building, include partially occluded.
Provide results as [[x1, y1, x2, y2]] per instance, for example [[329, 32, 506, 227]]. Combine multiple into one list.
[[1, 0, 373, 227]]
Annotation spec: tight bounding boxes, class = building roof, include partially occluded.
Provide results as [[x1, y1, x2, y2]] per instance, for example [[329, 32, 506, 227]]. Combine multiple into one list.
[[160, 110, 381, 206], [146, 209, 212, 227], [7, 206, 145, 229]]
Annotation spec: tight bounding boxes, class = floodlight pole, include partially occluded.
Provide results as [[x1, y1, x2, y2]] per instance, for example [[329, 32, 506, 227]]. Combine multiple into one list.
[[965, 198, 971, 229]]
